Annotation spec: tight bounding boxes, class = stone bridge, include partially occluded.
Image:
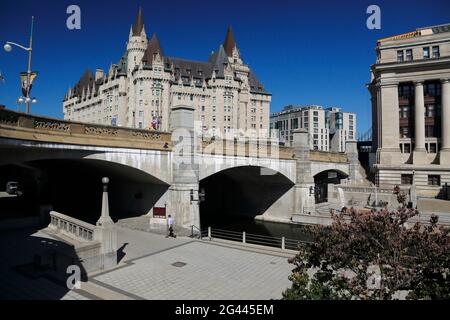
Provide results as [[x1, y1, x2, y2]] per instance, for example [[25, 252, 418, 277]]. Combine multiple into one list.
[[0, 107, 363, 233]]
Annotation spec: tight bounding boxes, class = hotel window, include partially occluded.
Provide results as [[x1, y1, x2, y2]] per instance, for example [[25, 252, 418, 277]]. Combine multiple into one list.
[[401, 174, 413, 185], [399, 106, 410, 119], [428, 175, 441, 186], [201, 106, 205, 112], [405, 49, 413, 61], [425, 125, 435, 138], [403, 143, 411, 154], [397, 50, 404, 62], [423, 47, 430, 59], [432, 46, 440, 58], [398, 84, 414, 99], [425, 83, 441, 97], [139, 111, 143, 117], [400, 126, 410, 138], [429, 143, 437, 154], [425, 104, 435, 117], [138, 122, 143, 129]]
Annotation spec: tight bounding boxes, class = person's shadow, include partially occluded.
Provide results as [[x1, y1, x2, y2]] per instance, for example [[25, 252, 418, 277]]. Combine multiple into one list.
[[117, 242, 129, 264]]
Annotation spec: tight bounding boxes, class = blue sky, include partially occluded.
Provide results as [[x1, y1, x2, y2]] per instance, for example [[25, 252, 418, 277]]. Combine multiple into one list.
[[0, 0, 449, 134]]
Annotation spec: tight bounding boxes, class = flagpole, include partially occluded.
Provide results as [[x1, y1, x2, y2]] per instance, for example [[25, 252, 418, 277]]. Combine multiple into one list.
[[25, 16, 34, 114]]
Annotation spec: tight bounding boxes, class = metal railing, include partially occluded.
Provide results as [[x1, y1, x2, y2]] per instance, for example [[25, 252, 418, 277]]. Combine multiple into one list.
[[190, 225, 208, 239], [199, 227, 308, 251]]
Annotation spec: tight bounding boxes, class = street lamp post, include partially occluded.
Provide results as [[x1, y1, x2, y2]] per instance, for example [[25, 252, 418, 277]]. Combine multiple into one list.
[[4, 16, 35, 114], [17, 97, 24, 112]]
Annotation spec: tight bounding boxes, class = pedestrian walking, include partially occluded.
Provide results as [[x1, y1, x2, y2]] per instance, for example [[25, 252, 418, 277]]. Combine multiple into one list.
[[166, 215, 176, 238]]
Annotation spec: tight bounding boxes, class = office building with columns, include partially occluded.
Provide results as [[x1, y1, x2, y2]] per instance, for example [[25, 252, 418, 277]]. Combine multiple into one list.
[[369, 23, 450, 197], [62, 7, 271, 137]]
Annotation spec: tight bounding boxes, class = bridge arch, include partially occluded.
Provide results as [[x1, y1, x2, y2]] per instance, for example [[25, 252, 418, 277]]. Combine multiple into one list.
[[198, 153, 296, 183], [0, 139, 172, 185], [0, 157, 169, 224], [313, 169, 349, 204], [310, 162, 349, 177], [199, 165, 295, 228]]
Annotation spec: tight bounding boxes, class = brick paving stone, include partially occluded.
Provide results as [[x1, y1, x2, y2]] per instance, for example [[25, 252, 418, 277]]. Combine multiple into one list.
[[93, 240, 292, 300]]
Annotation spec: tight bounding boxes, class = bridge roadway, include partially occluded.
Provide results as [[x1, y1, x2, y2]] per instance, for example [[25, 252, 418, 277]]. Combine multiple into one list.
[[0, 106, 362, 233]]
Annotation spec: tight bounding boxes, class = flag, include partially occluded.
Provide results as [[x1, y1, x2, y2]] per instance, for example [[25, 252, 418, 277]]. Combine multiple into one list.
[[151, 116, 158, 130], [20, 72, 38, 97]]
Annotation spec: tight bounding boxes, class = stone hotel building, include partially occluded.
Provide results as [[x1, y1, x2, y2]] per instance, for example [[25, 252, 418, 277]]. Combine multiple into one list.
[[369, 23, 450, 197], [63, 8, 271, 137]]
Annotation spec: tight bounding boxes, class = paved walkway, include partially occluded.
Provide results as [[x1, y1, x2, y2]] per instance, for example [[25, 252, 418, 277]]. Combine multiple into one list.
[[88, 226, 293, 300], [0, 226, 294, 300], [0, 228, 93, 300]]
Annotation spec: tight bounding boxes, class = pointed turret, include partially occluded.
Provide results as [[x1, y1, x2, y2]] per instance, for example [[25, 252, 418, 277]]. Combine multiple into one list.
[[142, 33, 164, 65], [132, 6, 145, 36], [209, 44, 228, 78], [223, 26, 237, 57]]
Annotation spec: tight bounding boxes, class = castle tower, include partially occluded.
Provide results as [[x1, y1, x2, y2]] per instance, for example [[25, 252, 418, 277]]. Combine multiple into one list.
[[223, 26, 242, 64], [127, 6, 148, 74]]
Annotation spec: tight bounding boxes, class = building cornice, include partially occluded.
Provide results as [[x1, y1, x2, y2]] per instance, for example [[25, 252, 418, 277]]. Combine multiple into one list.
[[371, 56, 450, 72]]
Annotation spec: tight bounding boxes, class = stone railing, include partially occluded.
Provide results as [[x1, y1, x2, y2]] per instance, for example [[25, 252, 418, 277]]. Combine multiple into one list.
[[310, 151, 348, 163], [201, 139, 295, 160], [336, 185, 396, 194], [0, 108, 172, 151], [48, 211, 95, 242]]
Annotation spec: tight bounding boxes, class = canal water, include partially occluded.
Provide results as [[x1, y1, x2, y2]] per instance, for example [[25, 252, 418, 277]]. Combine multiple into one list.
[[201, 216, 315, 248]]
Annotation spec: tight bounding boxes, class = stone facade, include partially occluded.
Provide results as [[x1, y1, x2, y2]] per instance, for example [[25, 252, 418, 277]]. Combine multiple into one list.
[[63, 7, 271, 138], [270, 105, 356, 152], [368, 23, 450, 197]]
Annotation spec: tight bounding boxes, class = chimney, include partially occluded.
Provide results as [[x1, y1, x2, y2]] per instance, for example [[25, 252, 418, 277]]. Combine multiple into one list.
[[95, 69, 104, 81]]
